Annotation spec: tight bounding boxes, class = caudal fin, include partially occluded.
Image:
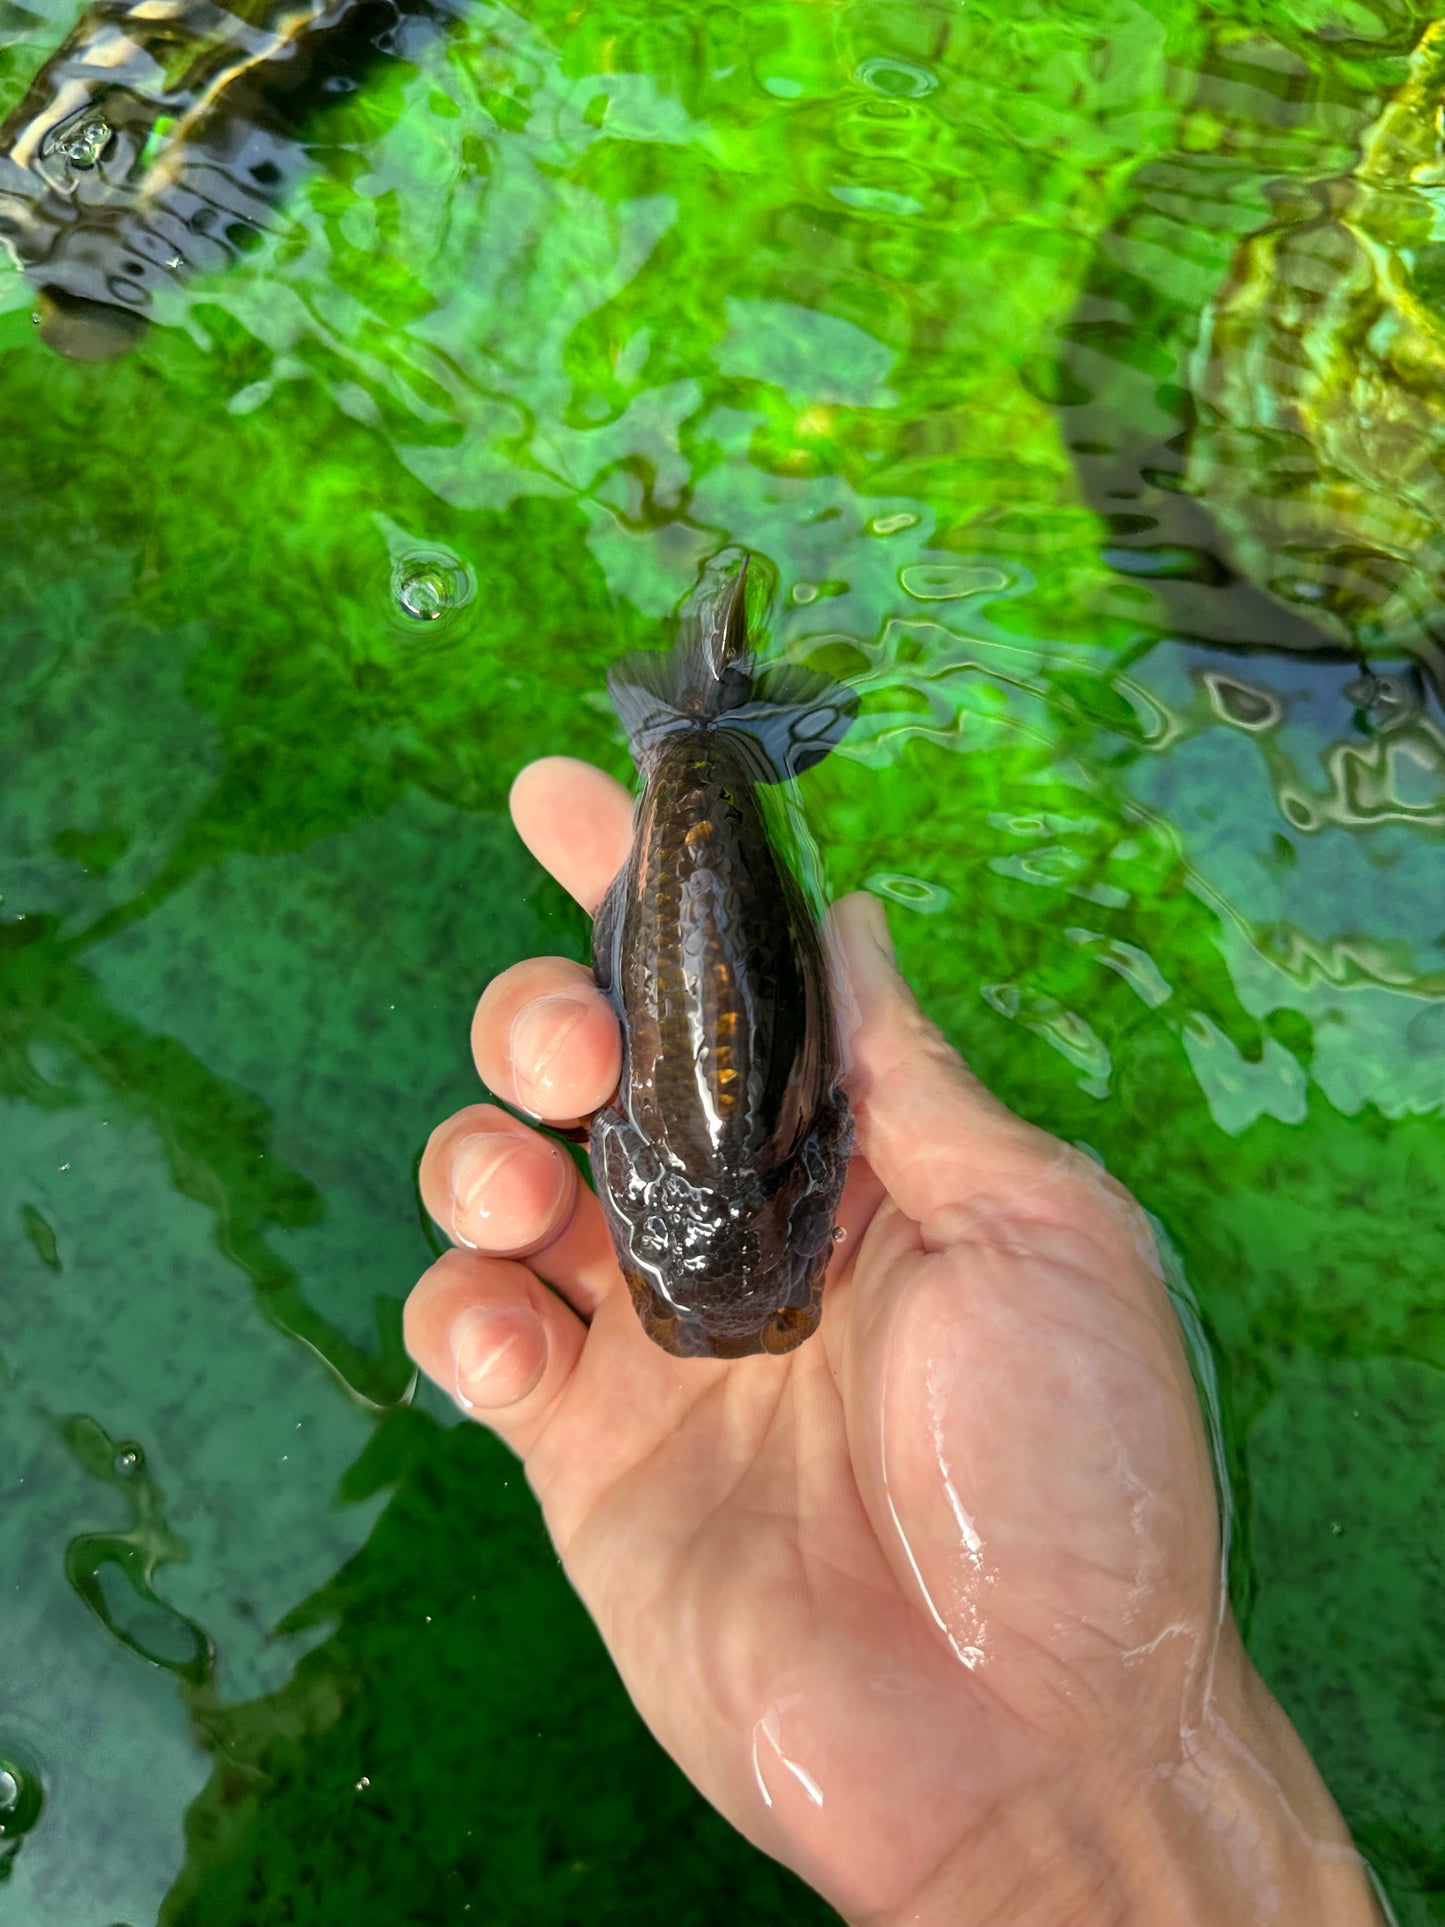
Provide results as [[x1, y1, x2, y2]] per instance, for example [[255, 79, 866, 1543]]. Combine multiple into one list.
[[607, 552, 857, 779]]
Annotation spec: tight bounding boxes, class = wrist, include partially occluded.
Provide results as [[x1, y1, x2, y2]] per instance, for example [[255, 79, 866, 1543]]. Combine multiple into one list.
[[865, 1632, 1384, 1927]]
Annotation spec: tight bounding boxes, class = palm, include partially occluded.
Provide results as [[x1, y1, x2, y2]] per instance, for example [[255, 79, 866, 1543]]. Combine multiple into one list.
[[529, 1163, 1216, 1911], [406, 760, 1221, 1924]]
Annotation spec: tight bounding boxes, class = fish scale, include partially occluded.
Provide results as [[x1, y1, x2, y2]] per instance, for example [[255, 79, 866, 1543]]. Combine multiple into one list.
[[625, 732, 806, 1175]]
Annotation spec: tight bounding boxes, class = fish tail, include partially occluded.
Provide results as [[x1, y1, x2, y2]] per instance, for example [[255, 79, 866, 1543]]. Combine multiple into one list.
[[610, 554, 755, 734], [608, 551, 857, 779]]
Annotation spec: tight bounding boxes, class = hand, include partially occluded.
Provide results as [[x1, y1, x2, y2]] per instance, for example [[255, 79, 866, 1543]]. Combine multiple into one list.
[[405, 756, 1382, 1927]]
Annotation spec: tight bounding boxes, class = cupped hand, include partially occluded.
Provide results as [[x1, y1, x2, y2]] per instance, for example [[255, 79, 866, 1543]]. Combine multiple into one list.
[[405, 757, 1372, 1927]]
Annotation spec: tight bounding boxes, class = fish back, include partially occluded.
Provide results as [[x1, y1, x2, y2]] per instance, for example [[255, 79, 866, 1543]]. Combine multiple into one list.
[[613, 725, 831, 1176]]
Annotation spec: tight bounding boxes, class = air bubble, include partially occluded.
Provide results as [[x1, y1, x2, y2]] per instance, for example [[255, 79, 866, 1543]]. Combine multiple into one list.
[[389, 549, 474, 626], [113, 1443, 144, 1479], [62, 119, 111, 170], [0, 1741, 44, 1873], [395, 567, 445, 620], [394, 561, 456, 620]]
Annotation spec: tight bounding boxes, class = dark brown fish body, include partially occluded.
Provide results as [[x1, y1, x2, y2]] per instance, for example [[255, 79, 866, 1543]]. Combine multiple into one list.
[[589, 561, 853, 1360]]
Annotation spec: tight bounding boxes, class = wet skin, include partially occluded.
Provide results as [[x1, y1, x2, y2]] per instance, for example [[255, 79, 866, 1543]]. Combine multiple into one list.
[[407, 757, 1383, 1927]]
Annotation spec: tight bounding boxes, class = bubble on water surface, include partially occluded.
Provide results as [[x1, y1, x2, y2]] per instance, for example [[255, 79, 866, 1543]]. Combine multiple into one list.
[[0, 1739, 45, 1872], [60, 118, 111, 169], [385, 541, 476, 638], [397, 569, 443, 620]]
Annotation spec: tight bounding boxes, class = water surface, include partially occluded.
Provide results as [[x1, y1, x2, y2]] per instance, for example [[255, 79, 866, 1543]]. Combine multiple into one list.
[[1, 0, 1441, 1920]]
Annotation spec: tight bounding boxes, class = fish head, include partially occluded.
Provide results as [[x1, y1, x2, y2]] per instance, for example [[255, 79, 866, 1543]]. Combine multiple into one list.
[[601, 1095, 851, 1360]]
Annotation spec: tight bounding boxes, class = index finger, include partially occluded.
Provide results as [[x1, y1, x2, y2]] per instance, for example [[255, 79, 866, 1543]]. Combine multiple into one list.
[[510, 757, 634, 913]]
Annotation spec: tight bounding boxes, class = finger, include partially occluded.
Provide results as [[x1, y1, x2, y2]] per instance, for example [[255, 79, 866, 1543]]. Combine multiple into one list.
[[421, 1104, 578, 1257], [404, 1247, 586, 1459], [510, 757, 634, 913], [421, 1103, 623, 1319], [472, 957, 621, 1121], [830, 894, 1098, 1245], [830, 1155, 888, 1280]]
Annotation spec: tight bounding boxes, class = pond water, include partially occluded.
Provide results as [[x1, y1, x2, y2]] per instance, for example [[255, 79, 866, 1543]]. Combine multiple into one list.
[[1, 0, 1442, 1920]]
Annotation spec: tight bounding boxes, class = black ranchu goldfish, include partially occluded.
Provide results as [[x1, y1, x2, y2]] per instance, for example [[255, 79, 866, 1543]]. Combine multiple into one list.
[[589, 556, 856, 1361]]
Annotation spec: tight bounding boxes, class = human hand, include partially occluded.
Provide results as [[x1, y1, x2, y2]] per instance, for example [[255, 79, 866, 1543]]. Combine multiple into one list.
[[405, 756, 1382, 1927]]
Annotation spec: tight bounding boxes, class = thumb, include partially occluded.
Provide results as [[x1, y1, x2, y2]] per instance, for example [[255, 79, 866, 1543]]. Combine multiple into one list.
[[828, 894, 1074, 1241]]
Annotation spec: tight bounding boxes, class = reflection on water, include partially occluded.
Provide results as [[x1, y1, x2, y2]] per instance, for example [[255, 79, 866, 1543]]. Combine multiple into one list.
[[0, 0, 1441, 1919], [382, 523, 477, 638], [0, 0, 465, 358], [62, 1415, 214, 1683]]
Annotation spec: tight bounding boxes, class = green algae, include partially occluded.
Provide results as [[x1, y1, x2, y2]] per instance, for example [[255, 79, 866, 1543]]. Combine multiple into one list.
[[0, 0, 1441, 1921]]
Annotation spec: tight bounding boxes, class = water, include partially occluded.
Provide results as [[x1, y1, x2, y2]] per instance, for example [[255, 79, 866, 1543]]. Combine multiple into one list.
[[55, 117, 109, 170], [0, 0, 1441, 1921]]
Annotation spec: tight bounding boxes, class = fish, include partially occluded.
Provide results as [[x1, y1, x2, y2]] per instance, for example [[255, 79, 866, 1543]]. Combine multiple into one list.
[[0, 0, 452, 360], [588, 555, 857, 1361]]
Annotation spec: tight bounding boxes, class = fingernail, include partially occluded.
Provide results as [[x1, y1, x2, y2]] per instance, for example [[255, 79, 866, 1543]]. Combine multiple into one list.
[[449, 1131, 569, 1250], [450, 1304, 546, 1410], [509, 993, 593, 1112]]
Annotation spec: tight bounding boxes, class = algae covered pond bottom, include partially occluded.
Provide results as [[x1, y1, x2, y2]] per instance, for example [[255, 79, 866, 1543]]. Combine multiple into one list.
[[0, 0, 1442, 1921]]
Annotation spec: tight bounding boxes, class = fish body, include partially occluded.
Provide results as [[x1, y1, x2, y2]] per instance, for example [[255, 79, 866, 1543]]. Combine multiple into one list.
[[590, 558, 854, 1360], [0, 0, 441, 358]]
